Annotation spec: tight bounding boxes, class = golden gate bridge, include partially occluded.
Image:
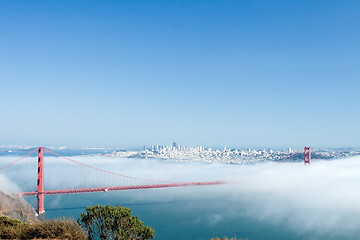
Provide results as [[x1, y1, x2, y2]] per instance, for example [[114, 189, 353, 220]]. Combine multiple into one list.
[[0, 146, 323, 214]]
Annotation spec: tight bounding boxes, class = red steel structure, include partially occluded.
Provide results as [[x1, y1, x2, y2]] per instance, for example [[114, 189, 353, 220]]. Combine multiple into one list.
[[2, 147, 310, 214], [37, 147, 45, 214], [19, 147, 225, 214], [304, 147, 311, 165], [21, 181, 223, 196]]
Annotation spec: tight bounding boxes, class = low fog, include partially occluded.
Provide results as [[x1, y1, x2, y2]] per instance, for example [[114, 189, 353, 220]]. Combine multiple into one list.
[[0, 174, 22, 193], [1, 154, 360, 237]]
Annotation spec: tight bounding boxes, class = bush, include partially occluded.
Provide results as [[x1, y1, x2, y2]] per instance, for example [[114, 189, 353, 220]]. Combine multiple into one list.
[[79, 204, 155, 240], [1, 204, 155, 240], [0, 215, 33, 239], [28, 218, 87, 240], [0, 215, 86, 239]]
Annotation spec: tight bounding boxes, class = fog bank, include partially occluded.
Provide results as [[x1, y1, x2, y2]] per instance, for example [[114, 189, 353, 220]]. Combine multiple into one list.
[[1, 154, 360, 237]]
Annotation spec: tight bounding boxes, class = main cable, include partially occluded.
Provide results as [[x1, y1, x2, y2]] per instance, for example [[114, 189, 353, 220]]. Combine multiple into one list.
[[44, 148, 175, 184], [0, 148, 38, 171]]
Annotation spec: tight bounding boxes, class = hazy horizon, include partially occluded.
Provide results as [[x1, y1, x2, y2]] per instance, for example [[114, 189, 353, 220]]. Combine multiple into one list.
[[0, 143, 359, 152]]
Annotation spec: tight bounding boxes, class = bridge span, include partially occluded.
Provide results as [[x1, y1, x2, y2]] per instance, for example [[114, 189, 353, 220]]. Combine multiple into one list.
[[20, 181, 224, 196], [0, 146, 313, 214]]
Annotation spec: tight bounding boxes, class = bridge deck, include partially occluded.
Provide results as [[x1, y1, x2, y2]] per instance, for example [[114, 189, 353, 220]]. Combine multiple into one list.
[[20, 181, 225, 196]]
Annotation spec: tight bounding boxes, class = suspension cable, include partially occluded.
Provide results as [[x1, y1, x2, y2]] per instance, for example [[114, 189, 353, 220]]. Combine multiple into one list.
[[44, 148, 175, 184], [0, 148, 38, 171]]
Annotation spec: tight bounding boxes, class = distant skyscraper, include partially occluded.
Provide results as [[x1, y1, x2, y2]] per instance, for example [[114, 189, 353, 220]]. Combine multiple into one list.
[[173, 142, 178, 148]]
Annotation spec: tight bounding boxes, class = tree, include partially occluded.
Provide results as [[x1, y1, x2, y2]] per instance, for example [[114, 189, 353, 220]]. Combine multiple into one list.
[[79, 204, 155, 240]]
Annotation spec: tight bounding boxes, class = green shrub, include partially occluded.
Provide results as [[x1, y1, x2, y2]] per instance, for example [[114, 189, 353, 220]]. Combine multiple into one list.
[[0, 215, 33, 239], [79, 204, 155, 240]]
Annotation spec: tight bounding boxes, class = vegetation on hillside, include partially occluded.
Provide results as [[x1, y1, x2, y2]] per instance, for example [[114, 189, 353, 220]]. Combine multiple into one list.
[[0, 215, 86, 239], [79, 204, 155, 240], [1, 203, 243, 240], [0, 204, 154, 239]]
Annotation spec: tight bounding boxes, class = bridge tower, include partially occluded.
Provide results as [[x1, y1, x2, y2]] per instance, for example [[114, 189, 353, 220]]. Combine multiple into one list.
[[304, 147, 311, 165], [37, 147, 45, 214]]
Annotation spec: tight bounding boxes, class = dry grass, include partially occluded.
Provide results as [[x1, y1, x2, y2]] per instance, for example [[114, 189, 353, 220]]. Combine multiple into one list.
[[0, 216, 33, 239], [0, 216, 87, 239], [29, 218, 87, 240]]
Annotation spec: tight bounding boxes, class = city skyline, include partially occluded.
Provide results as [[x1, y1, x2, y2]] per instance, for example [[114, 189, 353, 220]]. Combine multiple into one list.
[[1, 1, 359, 148]]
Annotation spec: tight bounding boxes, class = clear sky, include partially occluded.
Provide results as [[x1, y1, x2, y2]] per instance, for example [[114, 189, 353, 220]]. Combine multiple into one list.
[[0, 0, 359, 149]]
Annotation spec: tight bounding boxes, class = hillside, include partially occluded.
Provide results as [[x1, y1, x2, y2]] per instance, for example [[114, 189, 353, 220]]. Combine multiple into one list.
[[0, 191, 39, 224]]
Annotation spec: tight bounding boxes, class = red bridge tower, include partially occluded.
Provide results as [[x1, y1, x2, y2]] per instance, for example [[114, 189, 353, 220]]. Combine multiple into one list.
[[37, 147, 45, 214]]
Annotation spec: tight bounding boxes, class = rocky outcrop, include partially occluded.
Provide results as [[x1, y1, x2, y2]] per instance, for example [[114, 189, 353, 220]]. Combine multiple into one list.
[[0, 191, 39, 224]]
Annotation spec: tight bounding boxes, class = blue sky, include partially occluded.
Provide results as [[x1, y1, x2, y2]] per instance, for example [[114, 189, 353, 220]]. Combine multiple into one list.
[[0, 0, 359, 149]]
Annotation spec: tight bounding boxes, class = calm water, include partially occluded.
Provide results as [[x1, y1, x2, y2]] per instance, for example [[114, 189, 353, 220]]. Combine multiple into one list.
[[24, 188, 359, 240], [26, 190, 289, 240]]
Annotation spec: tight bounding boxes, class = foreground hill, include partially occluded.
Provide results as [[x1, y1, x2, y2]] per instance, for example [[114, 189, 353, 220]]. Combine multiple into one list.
[[0, 191, 39, 224]]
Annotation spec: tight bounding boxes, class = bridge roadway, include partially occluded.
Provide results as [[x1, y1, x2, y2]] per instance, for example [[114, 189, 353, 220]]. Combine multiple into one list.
[[20, 181, 225, 196]]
